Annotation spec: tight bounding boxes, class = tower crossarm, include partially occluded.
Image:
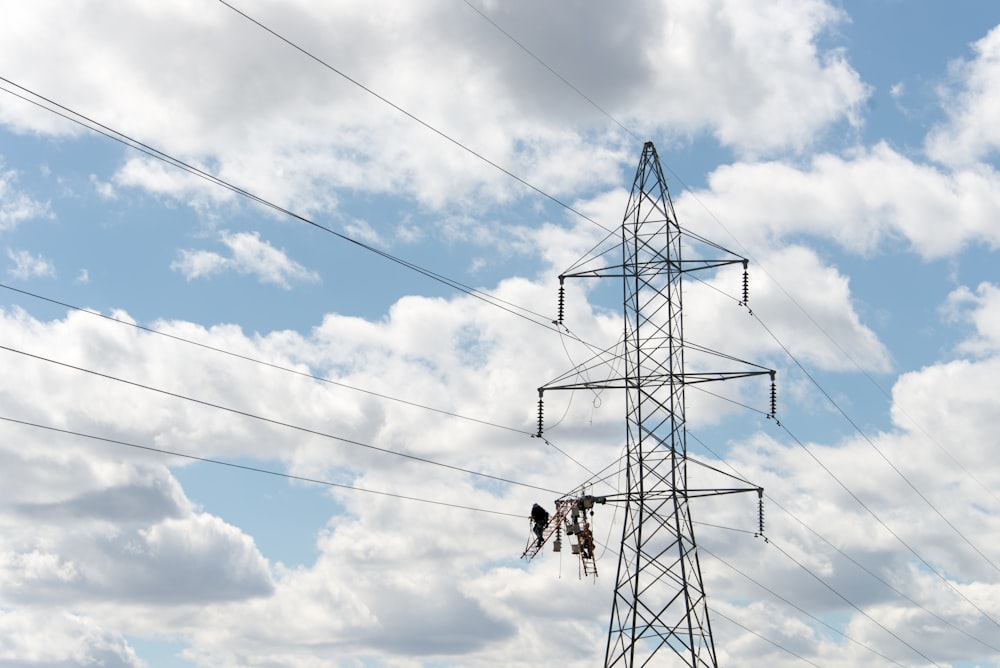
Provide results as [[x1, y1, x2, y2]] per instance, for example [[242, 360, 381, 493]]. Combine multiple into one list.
[[561, 258, 744, 281], [540, 370, 771, 393]]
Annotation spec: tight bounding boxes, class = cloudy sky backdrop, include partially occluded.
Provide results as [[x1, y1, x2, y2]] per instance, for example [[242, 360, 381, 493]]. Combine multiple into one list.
[[1, 0, 1000, 666]]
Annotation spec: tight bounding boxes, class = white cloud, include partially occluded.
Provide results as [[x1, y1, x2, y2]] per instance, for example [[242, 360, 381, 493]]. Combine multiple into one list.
[[637, 0, 869, 156], [942, 282, 1000, 356], [926, 25, 1000, 166], [0, 0, 865, 216], [342, 217, 383, 245], [171, 230, 319, 288], [0, 609, 144, 667], [678, 143, 1000, 260], [5, 247, 55, 279], [0, 164, 50, 230], [0, 258, 996, 665], [687, 244, 892, 373], [90, 173, 118, 200], [1, 3, 999, 665]]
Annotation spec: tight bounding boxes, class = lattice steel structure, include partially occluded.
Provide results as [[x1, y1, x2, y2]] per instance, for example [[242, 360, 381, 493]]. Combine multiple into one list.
[[538, 142, 771, 667]]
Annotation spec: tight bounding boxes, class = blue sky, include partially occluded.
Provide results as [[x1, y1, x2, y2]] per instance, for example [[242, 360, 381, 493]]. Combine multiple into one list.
[[2, 1, 1000, 666]]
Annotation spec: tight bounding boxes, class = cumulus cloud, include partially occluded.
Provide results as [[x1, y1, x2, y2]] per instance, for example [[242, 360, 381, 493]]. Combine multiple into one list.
[[0, 164, 51, 230], [0, 246, 996, 665], [0, 0, 865, 216], [1, 2, 999, 666], [942, 282, 1000, 356], [678, 143, 1000, 260], [171, 230, 320, 288], [5, 248, 55, 279], [926, 24, 1000, 166], [0, 609, 143, 667], [637, 0, 869, 155]]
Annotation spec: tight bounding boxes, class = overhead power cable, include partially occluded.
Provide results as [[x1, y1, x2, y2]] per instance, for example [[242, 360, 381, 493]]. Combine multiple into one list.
[[766, 492, 1000, 653], [0, 415, 525, 520], [773, 417, 1000, 630], [461, 0, 642, 144], [703, 545, 911, 667], [708, 607, 822, 668], [0, 343, 563, 497], [687, 423, 1000, 652], [0, 282, 531, 437], [0, 283, 615, 487], [766, 538, 944, 667], [215, 0, 615, 235], [0, 77, 559, 334], [754, 313, 1000, 578]]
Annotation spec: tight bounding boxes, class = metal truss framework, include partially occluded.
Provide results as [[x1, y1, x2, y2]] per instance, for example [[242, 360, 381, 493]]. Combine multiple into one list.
[[540, 142, 771, 667]]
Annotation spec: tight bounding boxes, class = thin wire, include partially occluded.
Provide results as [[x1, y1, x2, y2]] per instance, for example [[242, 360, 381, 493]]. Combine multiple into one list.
[[766, 493, 1000, 654], [0, 282, 532, 436], [0, 78, 558, 332], [754, 312, 1000, 577], [215, 0, 615, 235], [0, 415, 525, 519], [461, 0, 641, 144], [0, 81, 619, 481], [691, 520, 756, 536], [687, 428, 1000, 652], [774, 418, 1000, 630], [0, 343, 562, 496], [709, 608, 822, 668], [765, 538, 944, 667], [703, 545, 909, 667], [674, 170, 1000, 509]]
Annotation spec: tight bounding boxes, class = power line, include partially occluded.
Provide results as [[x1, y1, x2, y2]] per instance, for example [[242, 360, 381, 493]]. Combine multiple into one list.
[[708, 608, 822, 668], [703, 545, 911, 667], [688, 428, 1000, 645], [0, 282, 532, 437], [0, 343, 563, 497], [773, 417, 1000, 630], [461, 0, 641, 144], [215, 0, 616, 235], [0, 77, 559, 334], [0, 76, 636, 485], [0, 415, 526, 520], [766, 493, 1000, 654], [0, 282, 619, 490], [765, 538, 944, 667], [754, 312, 1000, 578]]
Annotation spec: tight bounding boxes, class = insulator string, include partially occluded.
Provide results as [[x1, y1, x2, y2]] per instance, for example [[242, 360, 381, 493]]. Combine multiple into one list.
[[769, 371, 778, 419], [536, 391, 545, 437], [557, 277, 566, 325], [742, 259, 750, 306], [756, 487, 767, 541]]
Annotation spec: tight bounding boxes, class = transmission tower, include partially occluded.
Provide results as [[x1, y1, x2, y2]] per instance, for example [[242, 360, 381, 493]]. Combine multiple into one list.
[[535, 142, 773, 667]]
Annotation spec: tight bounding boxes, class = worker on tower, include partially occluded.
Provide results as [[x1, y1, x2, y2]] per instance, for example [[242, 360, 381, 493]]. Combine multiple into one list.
[[530, 503, 550, 547]]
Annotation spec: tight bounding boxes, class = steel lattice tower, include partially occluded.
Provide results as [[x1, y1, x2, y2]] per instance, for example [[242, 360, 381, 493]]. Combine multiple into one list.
[[537, 142, 771, 667]]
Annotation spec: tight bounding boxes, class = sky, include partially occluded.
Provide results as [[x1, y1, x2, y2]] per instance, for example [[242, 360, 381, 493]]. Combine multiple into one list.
[[1, 0, 999, 666]]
